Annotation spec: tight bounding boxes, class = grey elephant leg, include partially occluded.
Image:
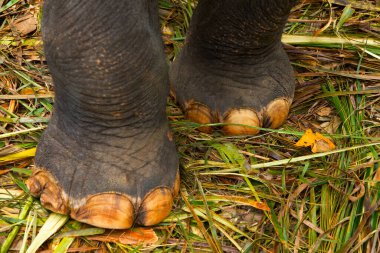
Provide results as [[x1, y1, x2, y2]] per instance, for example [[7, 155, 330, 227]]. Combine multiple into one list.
[[170, 0, 297, 135], [26, 0, 179, 229]]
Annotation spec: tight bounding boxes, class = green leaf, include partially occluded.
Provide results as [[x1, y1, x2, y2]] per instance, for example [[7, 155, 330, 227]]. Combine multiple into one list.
[[0, 0, 21, 13], [1, 197, 33, 253], [212, 142, 245, 167], [0, 148, 36, 163], [55, 227, 105, 239], [336, 5, 355, 31], [26, 214, 69, 253]]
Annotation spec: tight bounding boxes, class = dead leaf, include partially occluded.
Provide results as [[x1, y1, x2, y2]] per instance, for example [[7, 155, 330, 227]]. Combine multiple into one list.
[[311, 132, 336, 153], [347, 182, 365, 202], [88, 228, 158, 245], [20, 88, 36, 95], [12, 13, 37, 35], [40, 247, 100, 253], [320, 116, 341, 134], [316, 107, 332, 117], [223, 195, 270, 211], [0, 169, 11, 175], [295, 129, 335, 153], [204, 195, 270, 211], [374, 166, 380, 181], [295, 129, 316, 147], [0, 189, 23, 199], [161, 25, 173, 36], [0, 148, 36, 163]]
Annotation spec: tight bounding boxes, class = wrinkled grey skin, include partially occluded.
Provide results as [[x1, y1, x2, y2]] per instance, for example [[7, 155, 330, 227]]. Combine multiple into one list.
[[36, 0, 177, 201], [171, 0, 297, 123], [36, 0, 296, 201]]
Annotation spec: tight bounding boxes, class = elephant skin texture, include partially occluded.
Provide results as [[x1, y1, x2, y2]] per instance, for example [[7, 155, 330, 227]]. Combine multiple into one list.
[[27, 0, 297, 229]]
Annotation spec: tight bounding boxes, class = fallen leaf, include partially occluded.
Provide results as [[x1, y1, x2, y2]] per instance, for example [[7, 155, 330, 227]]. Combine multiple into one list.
[[316, 107, 332, 117], [311, 132, 336, 153], [347, 182, 365, 202], [295, 129, 335, 153], [39, 247, 100, 253], [320, 116, 341, 134], [0, 189, 23, 199], [0, 169, 11, 175], [374, 166, 380, 182], [204, 195, 270, 211], [20, 88, 36, 95], [1, 103, 9, 109], [295, 129, 316, 147], [0, 148, 36, 163], [161, 25, 173, 36], [88, 228, 158, 245], [12, 13, 37, 35]]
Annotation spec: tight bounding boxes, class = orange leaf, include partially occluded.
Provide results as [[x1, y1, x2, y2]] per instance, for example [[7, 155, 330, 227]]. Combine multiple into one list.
[[252, 201, 271, 211], [316, 107, 332, 117], [347, 182, 365, 202], [1, 103, 9, 109], [206, 195, 270, 211], [20, 88, 36, 95], [0, 169, 11, 175], [13, 13, 38, 36], [374, 166, 380, 181], [295, 129, 335, 153], [295, 129, 316, 147], [88, 228, 158, 245], [311, 132, 336, 153]]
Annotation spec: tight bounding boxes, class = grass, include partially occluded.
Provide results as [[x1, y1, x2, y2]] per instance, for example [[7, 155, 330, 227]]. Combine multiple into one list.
[[0, 0, 380, 252]]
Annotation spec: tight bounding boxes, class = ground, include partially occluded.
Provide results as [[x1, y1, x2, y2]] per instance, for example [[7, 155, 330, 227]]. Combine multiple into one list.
[[0, 0, 380, 252]]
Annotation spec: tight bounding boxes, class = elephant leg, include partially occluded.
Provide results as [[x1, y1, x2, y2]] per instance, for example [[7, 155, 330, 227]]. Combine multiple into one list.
[[170, 0, 297, 135], [26, 0, 179, 229]]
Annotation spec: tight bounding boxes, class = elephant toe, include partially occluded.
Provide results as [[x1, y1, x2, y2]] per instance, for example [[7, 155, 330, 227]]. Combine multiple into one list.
[[184, 101, 214, 133], [71, 193, 135, 229], [135, 171, 179, 226], [136, 188, 174, 226], [181, 97, 291, 136], [27, 169, 69, 214], [27, 168, 180, 229], [222, 108, 261, 135], [262, 98, 292, 129]]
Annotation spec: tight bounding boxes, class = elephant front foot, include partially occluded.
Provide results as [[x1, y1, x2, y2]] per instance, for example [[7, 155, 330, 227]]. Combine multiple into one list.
[[169, 0, 296, 136], [170, 44, 295, 136], [27, 121, 179, 229], [183, 98, 292, 135], [27, 170, 179, 228]]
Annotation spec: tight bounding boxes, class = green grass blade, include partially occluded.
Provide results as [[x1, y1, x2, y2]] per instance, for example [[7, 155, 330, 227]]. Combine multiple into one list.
[[249, 142, 380, 170], [336, 5, 355, 31], [1, 197, 33, 253], [26, 214, 69, 253], [0, 0, 21, 12]]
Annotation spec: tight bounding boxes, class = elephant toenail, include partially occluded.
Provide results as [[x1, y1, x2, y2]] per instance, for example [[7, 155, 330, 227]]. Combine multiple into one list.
[[136, 187, 174, 226], [26, 177, 43, 197], [185, 101, 214, 133], [222, 109, 261, 135], [263, 98, 291, 129], [71, 193, 135, 229]]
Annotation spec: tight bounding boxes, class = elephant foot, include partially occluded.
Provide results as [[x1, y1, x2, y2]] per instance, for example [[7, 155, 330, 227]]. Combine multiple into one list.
[[27, 120, 179, 229], [31, 0, 181, 229], [169, 0, 296, 135], [183, 98, 292, 135], [170, 43, 295, 136], [27, 170, 179, 228]]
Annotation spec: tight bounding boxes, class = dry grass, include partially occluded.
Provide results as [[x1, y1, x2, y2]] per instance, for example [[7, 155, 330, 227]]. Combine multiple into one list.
[[1, 0, 380, 252]]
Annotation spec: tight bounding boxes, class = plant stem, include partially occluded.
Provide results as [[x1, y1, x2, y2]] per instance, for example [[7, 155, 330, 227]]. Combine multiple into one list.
[[1, 196, 33, 253]]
